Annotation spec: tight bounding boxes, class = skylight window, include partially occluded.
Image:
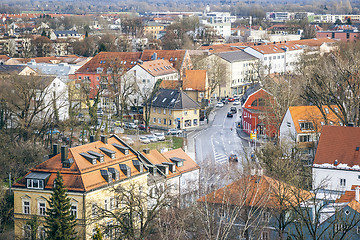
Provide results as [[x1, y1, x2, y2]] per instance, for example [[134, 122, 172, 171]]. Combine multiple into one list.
[[170, 91, 174, 95], [153, 97, 157, 102], [162, 98, 167, 102], [171, 99, 175, 103]]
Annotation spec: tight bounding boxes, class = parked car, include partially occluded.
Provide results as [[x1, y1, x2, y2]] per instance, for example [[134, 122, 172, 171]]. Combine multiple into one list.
[[227, 112, 233, 118], [114, 121, 122, 127], [121, 137, 134, 145], [230, 107, 237, 114], [216, 102, 224, 108], [228, 97, 235, 102], [125, 122, 138, 129], [138, 124, 146, 130], [146, 135, 158, 142], [229, 154, 238, 162], [233, 100, 240, 105], [168, 128, 182, 135], [139, 136, 150, 144], [154, 132, 165, 141], [46, 129, 60, 134]]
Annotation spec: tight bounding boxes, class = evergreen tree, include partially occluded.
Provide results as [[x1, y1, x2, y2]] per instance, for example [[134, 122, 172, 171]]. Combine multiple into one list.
[[85, 31, 88, 38], [92, 224, 103, 240], [44, 171, 77, 240]]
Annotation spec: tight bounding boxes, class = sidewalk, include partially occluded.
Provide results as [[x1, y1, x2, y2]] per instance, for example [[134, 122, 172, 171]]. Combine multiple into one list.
[[236, 127, 267, 146]]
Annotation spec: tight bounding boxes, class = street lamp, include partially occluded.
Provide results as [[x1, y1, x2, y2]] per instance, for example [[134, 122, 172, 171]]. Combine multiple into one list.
[[243, 115, 257, 150]]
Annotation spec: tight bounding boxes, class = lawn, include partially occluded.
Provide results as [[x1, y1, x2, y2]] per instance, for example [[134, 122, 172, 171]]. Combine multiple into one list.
[[132, 136, 184, 152]]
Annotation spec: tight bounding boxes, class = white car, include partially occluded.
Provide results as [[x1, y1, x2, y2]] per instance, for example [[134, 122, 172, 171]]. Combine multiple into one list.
[[139, 136, 150, 144], [146, 135, 158, 142], [168, 128, 182, 135], [216, 102, 224, 108], [121, 137, 134, 145], [154, 133, 166, 141], [233, 100, 240, 105]]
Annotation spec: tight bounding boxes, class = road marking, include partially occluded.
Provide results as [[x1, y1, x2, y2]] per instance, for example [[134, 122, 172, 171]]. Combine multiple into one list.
[[214, 152, 228, 164]]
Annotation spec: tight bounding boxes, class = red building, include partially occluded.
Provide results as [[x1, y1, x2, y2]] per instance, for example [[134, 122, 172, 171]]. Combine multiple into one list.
[[316, 30, 360, 41], [241, 88, 277, 138]]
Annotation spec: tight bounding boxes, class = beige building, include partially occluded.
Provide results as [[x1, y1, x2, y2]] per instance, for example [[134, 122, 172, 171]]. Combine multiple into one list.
[[146, 88, 201, 130], [13, 135, 148, 239]]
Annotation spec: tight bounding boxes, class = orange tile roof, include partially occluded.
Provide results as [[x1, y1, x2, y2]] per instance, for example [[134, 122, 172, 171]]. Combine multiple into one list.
[[0, 55, 10, 61], [160, 80, 181, 89], [290, 38, 337, 47], [138, 59, 177, 77], [198, 175, 313, 209], [313, 126, 360, 168], [143, 148, 200, 179], [288, 105, 342, 134], [13, 135, 147, 192], [141, 50, 188, 70], [183, 70, 207, 91], [336, 191, 360, 213], [249, 42, 302, 54]]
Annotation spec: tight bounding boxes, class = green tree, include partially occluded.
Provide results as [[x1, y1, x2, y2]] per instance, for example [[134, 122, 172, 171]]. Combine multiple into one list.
[[44, 172, 77, 240], [92, 224, 103, 240]]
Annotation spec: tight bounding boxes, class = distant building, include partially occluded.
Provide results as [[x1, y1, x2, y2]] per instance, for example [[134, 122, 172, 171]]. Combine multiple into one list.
[[316, 30, 360, 41], [50, 30, 82, 41]]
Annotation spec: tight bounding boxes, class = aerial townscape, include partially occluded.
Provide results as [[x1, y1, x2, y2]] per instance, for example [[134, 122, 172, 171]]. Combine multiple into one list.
[[2, 0, 360, 239]]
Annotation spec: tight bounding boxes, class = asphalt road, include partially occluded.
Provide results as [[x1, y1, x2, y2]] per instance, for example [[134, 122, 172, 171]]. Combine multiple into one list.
[[188, 103, 248, 168]]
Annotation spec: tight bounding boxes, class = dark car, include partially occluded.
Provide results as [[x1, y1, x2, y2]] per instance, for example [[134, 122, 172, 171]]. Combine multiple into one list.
[[227, 112, 233, 118], [138, 124, 146, 130], [221, 98, 228, 104], [230, 107, 237, 114], [229, 154, 238, 162]]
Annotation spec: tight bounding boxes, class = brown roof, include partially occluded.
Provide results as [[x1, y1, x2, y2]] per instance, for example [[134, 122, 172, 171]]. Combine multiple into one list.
[[197, 175, 313, 209], [183, 70, 207, 91], [137, 59, 177, 77], [288, 105, 341, 134], [336, 191, 360, 214], [76, 52, 142, 74], [143, 148, 200, 179], [290, 38, 337, 47], [140, 49, 187, 70], [313, 126, 360, 168], [13, 136, 147, 192]]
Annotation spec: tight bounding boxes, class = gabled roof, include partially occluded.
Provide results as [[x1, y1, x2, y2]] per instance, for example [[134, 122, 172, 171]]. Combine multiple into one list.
[[197, 175, 313, 209], [143, 148, 199, 179], [160, 80, 181, 89], [13, 136, 147, 192], [150, 88, 200, 110], [287, 105, 342, 134], [242, 88, 273, 110], [313, 126, 360, 168], [140, 49, 188, 70], [217, 50, 257, 63], [76, 52, 142, 74], [136, 59, 177, 77], [183, 69, 207, 91]]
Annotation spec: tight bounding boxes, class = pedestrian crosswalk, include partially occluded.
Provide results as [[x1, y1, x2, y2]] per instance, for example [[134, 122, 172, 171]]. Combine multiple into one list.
[[214, 152, 228, 164]]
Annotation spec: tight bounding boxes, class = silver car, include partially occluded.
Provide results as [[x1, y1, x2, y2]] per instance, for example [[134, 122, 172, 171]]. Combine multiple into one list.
[[139, 136, 150, 144], [146, 135, 158, 142], [154, 133, 165, 141]]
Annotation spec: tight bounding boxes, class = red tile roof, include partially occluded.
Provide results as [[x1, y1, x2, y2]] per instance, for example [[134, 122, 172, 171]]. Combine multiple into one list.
[[314, 126, 360, 168], [248, 42, 302, 54]]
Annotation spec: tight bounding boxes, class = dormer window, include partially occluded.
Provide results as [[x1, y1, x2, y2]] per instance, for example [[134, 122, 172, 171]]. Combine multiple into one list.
[[100, 147, 116, 159], [299, 122, 314, 131], [25, 172, 50, 189], [170, 157, 185, 167]]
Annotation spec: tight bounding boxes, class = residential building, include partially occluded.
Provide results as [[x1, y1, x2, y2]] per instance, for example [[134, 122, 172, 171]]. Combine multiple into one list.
[[201, 12, 235, 39], [126, 59, 179, 105], [144, 21, 167, 39], [182, 69, 209, 103], [13, 135, 149, 240], [50, 30, 82, 41], [0, 64, 37, 76], [241, 87, 277, 138], [142, 148, 200, 207], [243, 42, 303, 74], [313, 14, 360, 23], [313, 126, 360, 192], [280, 105, 342, 161], [316, 30, 360, 41], [146, 88, 200, 130], [216, 50, 259, 95]]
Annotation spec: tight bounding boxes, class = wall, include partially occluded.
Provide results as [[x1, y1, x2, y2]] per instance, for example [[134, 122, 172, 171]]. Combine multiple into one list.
[[149, 107, 200, 130], [313, 167, 360, 192]]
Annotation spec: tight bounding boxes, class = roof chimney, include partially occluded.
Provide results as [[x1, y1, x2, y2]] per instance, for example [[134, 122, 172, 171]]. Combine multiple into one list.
[[90, 135, 95, 143], [53, 144, 59, 156], [356, 187, 359, 202], [143, 148, 150, 154], [101, 135, 107, 144], [61, 146, 68, 163]]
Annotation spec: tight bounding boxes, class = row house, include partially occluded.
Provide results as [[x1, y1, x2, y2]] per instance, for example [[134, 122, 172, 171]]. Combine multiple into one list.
[[243, 42, 303, 74]]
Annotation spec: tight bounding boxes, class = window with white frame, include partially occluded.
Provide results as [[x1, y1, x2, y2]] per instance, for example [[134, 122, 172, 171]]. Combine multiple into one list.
[[23, 199, 30, 214], [261, 231, 270, 240], [340, 178, 346, 186], [38, 201, 46, 216], [194, 109, 197, 114], [110, 197, 115, 210], [164, 109, 166, 114], [153, 108, 156, 113], [158, 118, 161, 124], [27, 179, 44, 189], [158, 108, 161, 114], [153, 118, 156, 123], [71, 203, 78, 219]]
